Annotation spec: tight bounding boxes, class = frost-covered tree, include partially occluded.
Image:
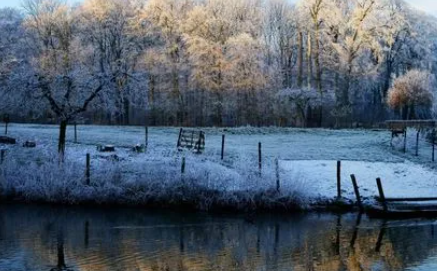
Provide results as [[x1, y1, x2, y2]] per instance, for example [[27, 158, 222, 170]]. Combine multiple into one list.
[[0, 8, 26, 114], [140, 0, 193, 125], [23, 0, 113, 156], [387, 69, 435, 120], [79, 0, 146, 125]]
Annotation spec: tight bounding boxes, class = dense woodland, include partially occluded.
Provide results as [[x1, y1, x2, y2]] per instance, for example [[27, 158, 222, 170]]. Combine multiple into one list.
[[1, 0, 437, 130]]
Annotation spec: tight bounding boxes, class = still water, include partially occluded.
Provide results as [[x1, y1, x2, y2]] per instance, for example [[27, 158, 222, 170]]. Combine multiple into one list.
[[1, 204, 437, 271]]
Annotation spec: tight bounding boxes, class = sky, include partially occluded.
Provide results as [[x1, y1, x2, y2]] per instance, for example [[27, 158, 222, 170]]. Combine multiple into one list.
[[0, 0, 437, 16]]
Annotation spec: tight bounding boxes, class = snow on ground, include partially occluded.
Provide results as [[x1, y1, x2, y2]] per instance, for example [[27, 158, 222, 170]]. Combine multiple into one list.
[[280, 160, 437, 203], [1, 123, 437, 209]]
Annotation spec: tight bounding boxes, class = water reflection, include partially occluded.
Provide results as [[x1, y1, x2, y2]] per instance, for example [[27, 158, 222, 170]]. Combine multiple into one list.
[[1, 204, 437, 270]]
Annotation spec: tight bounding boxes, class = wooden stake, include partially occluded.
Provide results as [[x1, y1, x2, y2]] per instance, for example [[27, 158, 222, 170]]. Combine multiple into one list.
[[376, 178, 387, 212], [350, 174, 363, 211], [416, 129, 420, 156], [221, 134, 225, 160], [337, 161, 341, 199], [86, 153, 91, 185], [4, 122, 8, 135]]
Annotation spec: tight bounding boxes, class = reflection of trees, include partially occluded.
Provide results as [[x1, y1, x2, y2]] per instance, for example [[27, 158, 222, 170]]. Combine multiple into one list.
[[1, 205, 437, 271]]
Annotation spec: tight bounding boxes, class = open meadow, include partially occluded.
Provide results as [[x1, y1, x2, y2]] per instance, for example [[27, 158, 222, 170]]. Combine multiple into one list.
[[1, 123, 437, 211]]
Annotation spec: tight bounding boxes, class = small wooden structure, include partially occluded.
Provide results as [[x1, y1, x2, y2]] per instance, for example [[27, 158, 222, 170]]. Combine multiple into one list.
[[386, 120, 436, 160], [132, 144, 145, 153], [0, 136, 16, 145], [369, 177, 437, 218], [23, 141, 36, 148], [97, 145, 116, 152], [177, 129, 205, 154]]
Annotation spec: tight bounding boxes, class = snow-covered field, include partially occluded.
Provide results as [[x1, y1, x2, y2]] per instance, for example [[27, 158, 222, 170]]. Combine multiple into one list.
[[281, 160, 437, 204], [0, 123, 436, 210]]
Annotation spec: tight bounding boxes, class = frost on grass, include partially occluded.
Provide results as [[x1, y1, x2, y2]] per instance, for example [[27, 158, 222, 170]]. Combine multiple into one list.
[[0, 145, 309, 212]]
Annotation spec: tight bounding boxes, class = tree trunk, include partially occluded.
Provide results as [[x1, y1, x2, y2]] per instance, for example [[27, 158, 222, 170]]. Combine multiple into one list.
[[314, 22, 323, 127], [297, 31, 304, 88], [307, 32, 313, 89], [58, 120, 68, 158], [402, 104, 409, 120]]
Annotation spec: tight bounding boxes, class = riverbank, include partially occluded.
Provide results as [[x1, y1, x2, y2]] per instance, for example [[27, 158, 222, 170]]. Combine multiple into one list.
[[1, 124, 436, 212]]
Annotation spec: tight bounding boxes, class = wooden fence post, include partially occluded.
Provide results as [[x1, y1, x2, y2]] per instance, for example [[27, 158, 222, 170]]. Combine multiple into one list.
[[181, 157, 186, 175], [416, 129, 420, 156], [337, 161, 341, 199], [350, 174, 363, 211], [221, 134, 225, 160], [74, 123, 78, 144], [145, 126, 149, 149], [403, 129, 407, 153], [433, 129, 435, 162], [3, 114, 9, 135], [376, 178, 387, 212], [276, 158, 280, 192], [258, 142, 262, 173], [86, 153, 91, 185], [0, 149, 5, 164], [177, 128, 183, 149]]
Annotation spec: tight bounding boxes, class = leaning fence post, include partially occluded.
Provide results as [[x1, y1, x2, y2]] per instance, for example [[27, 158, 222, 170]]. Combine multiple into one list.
[[350, 174, 363, 211], [275, 158, 280, 192], [337, 161, 341, 199], [376, 178, 388, 212], [221, 134, 225, 160], [258, 142, 262, 173], [85, 153, 91, 185]]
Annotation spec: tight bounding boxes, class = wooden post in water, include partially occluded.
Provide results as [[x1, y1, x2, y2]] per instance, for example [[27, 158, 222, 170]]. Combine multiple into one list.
[[376, 178, 387, 212], [258, 142, 262, 173], [74, 123, 78, 144], [416, 129, 420, 156], [275, 158, 280, 192], [350, 174, 363, 211], [337, 161, 341, 199], [86, 153, 91, 185], [221, 134, 225, 160], [84, 220, 89, 248]]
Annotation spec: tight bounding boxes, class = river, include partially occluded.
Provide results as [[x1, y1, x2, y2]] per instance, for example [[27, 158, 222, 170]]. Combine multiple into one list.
[[1, 204, 437, 271]]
